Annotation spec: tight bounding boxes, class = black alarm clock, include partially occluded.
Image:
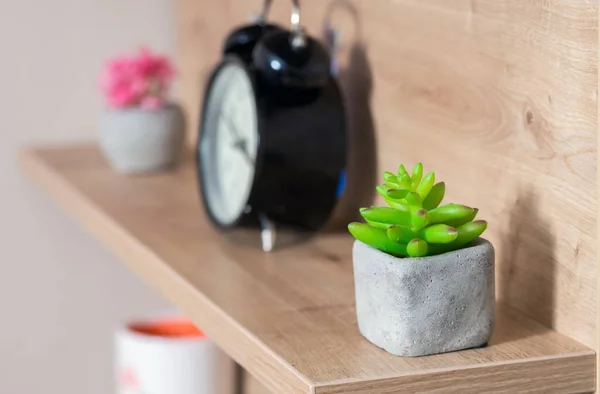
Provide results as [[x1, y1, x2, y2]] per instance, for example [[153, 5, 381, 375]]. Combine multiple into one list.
[[196, 0, 347, 248]]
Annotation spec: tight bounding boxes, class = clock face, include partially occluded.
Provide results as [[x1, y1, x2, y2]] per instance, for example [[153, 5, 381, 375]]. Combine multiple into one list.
[[199, 60, 259, 226]]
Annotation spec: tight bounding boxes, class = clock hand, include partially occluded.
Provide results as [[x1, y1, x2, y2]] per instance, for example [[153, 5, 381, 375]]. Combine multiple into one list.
[[221, 114, 244, 143], [234, 141, 256, 167], [219, 115, 255, 167]]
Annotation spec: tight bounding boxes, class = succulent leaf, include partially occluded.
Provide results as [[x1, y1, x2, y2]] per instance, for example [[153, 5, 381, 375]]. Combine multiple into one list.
[[376, 185, 389, 199], [407, 238, 428, 257], [396, 173, 412, 189], [348, 223, 408, 256], [411, 162, 423, 188], [422, 182, 445, 210], [452, 220, 487, 245], [383, 172, 399, 184], [387, 225, 417, 244], [422, 224, 458, 244], [427, 220, 488, 255], [361, 207, 411, 226], [444, 208, 479, 227], [386, 189, 410, 199], [411, 209, 429, 231], [428, 204, 474, 224], [378, 185, 410, 210], [364, 219, 389, 230], [385, 198, 411, 211], [397, 164, 410, 178], [404, 192, 422, 208], [416, 172, 435, 200]]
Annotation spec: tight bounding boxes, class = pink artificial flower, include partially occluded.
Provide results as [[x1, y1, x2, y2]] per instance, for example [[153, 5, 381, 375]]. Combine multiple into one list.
[[135, 48, 174, 78], [108, 84, 138, 108], [130, 75, 149, 97], [99, 47, 175, 110]]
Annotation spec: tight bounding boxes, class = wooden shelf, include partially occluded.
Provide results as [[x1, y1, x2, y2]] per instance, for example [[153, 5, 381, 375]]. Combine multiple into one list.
[[20, 144, 595, 394]]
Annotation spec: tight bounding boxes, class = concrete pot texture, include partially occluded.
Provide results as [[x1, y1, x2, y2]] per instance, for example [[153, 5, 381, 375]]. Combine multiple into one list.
[[353, 238, 495, 357], [99, 103, 185, 175]]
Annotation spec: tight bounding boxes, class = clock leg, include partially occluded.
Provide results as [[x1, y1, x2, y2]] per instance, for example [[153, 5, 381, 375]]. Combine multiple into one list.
[[258, 213, 276, 252]]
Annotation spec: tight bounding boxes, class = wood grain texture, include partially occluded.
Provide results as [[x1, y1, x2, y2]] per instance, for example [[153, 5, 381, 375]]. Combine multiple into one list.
[[175, 0, 598, 350], [19, 145, 596, 394], [243, 370, 273, 394]]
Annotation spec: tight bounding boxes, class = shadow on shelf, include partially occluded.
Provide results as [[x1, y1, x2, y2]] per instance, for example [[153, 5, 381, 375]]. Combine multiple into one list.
[[494, 186, 556, 344]]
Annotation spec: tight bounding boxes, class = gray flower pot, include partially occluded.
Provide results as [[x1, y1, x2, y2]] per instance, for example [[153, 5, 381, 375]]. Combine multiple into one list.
[[353, 238, 495, 357], [99, 103, 185, 174]]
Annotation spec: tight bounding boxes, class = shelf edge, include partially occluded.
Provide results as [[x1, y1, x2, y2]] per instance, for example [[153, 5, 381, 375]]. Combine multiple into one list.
[[315, 352, 596, 393], [19, 146, 316, 394]]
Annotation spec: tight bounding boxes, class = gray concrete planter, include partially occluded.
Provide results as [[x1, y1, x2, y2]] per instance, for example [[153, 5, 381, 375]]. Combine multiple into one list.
[[353, 238, 495, 357], [99, 103, 185, 174]]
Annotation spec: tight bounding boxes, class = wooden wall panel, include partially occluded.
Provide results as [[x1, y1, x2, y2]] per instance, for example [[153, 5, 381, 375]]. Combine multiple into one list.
[[175, 0, 597, 348], [242, 370, 272, 394]]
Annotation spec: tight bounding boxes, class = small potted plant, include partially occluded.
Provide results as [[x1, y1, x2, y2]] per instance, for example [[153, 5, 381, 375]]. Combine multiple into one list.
[[348, 163, 494, 357], [98, 48, 185, 174]]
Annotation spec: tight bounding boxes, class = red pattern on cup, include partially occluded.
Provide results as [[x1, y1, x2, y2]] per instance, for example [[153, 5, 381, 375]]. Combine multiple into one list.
[[120, 367, 141, 390]]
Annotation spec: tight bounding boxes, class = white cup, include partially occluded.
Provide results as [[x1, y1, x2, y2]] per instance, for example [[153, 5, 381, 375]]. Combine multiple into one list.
[[115, 316, 235, 394]]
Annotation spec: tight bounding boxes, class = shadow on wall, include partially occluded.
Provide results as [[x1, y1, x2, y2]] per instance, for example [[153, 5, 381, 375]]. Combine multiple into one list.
[[324, 0, 378, 232], [496, 186, 556, 341]]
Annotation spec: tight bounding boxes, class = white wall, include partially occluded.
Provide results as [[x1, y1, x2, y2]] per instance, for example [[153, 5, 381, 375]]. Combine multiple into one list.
[[0, 0, 174, 392]]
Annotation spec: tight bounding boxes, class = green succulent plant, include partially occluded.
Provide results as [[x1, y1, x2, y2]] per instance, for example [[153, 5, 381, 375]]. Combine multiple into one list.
[[348, 162, 488, 258]]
